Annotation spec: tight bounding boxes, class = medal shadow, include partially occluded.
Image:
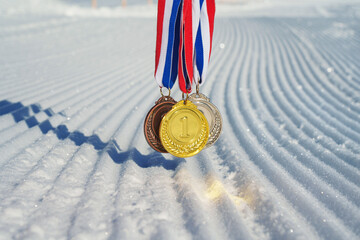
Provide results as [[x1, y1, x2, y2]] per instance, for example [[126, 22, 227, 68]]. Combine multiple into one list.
[[107, 141, 185, 171], [1, 99, 184, 171]]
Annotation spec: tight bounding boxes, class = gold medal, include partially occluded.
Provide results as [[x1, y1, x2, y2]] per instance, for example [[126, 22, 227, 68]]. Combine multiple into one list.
[[160, 100, 209, 158]]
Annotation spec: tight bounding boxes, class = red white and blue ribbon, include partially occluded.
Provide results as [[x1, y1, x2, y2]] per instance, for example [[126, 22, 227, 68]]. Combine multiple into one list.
[[155, 0, 215, 92], [194, 0, 215, 85], [155, 0, 182, 89]]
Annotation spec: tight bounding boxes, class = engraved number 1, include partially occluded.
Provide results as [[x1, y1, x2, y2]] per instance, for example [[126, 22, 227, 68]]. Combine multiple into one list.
[[180, 116, 190, 138]]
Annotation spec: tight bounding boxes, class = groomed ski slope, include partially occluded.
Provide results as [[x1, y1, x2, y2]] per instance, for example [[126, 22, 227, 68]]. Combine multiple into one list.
[[0, 1, 359, 239]]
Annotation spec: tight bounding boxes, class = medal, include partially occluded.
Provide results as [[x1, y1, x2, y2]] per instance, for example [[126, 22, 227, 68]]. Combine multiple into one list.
[[190, 0, 220, 148], [144, 0, 182, 152], [144, 90, 176, 153], [189, 89, 222, 148], [160, 97, 209, 158], [158, 1, 209, 158], [144, 0, 217, 158]]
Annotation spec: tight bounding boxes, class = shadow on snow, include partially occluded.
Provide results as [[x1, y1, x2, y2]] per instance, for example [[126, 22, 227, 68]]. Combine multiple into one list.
[[0, 99, 183, 171]]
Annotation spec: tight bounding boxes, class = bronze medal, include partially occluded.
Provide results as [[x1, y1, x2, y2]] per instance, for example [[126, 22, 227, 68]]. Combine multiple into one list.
[[144, 95, 176, 152]]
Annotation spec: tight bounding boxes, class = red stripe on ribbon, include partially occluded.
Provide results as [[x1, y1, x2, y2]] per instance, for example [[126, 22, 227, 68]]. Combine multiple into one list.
[[206, 0, 215, 60], [178, 0, 193, 93]]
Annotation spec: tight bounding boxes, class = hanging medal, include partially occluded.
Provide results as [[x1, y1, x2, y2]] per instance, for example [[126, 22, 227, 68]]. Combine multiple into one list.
[[189, 0, 222, 148], [189, 87, 222, 148], [160, 0, 210, 158], [144, 0, 182, 153]]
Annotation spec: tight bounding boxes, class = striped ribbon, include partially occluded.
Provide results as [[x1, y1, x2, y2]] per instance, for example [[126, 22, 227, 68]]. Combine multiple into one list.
[[155, 0, 215, 93], [194, 0, 215, 85], [155, 0, 182, 89]]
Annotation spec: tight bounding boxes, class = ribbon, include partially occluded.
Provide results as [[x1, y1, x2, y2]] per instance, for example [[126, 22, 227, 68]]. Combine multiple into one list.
[[155, 0, 215, 93], [194, 0, 215, 85], [155, 0, 182, 90], [178, 0, 194, 93]]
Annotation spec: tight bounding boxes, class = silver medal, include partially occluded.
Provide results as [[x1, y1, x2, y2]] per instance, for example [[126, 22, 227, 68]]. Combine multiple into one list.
[[188, 93, 222, 148]]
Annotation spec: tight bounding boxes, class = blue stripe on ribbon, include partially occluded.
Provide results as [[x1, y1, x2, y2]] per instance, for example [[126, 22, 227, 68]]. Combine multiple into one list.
[[162, 0, 182, 89], [195, 24, 204, 82], [169, 2, 182, 89]]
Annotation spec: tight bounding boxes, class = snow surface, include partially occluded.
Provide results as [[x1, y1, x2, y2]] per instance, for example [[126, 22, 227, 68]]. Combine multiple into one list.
[[0, 0, 360, 239]]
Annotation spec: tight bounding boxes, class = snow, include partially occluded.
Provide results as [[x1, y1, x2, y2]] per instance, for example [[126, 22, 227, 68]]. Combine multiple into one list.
[[0, 0, 360, 239]]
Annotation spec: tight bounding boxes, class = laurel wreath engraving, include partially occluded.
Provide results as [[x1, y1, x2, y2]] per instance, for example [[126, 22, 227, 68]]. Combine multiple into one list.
[[144, 96, 176, 153], [206, 109, 222, 147]]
